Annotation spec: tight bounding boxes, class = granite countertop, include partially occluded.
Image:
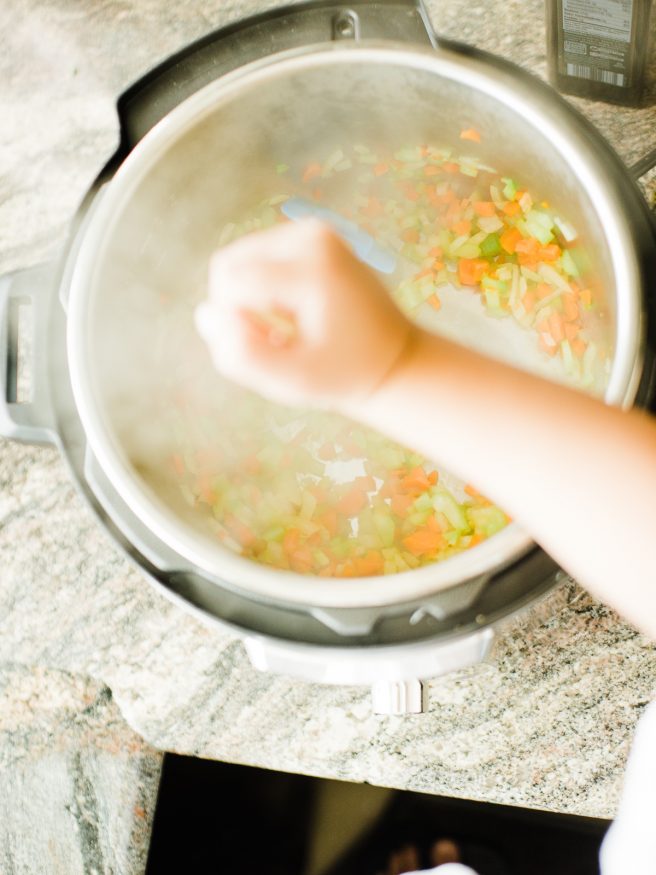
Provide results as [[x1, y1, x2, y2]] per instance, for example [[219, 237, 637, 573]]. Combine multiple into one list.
[[1, 0, 656, 871]]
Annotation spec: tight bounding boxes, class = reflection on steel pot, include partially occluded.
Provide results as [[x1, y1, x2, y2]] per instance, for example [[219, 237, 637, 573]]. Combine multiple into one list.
[[1, 0, 655, 713]]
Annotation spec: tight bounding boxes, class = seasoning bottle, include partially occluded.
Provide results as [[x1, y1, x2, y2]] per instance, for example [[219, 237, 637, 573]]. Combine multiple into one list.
[[546, 0, 654, 106]]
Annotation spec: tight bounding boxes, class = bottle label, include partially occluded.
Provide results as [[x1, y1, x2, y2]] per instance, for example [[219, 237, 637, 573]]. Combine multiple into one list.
[[560, 0, 634, 87]]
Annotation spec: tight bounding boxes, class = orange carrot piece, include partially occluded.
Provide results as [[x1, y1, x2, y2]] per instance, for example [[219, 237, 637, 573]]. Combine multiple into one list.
[[499, 227, 523, 254], [361, 196, 383, 218], [391, 493, 414, 517], [453, 219, 472, 236], [355, 475, 377, 493], [538, 244, 561, 262], [460, 128, 482, 143], [283, 528, 301, 554], [318, 442, 337, 460], [473, 201, 496, 217], [336, 489, 368, 517], [522, 290, 537, 313], [403, 527, 445, 556], [402, 228, 420, 243], [427, 470, 439, 485], [579, 288, 593, 307], [429, 246, 444, 258], [424, 164, 441, 176], [427, 294, 442, 311], [318, 510, 339, 537], [548, 311, 565, 344], [302, 162, 322, 183], [564, 322, 580, 341], [571, 338, 588, 357], [443, 162, 460, 173], [561, 292, 580, 321], [355, 550, 384, 576], [458, 258, 488, 286], [373, 162, 389, 176], [535, 283, 553, 300], [401, 467, 432, 495], [502, 201, 521, 216]]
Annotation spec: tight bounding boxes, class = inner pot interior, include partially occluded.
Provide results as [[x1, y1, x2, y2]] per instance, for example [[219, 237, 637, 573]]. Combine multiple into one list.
[[72, 46, 624, 605]]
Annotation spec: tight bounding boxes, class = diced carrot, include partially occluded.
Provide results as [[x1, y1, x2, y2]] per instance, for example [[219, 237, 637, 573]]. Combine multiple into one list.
[[561, 292, 580, 321], [433, 260, 445, 271], [579, 288, 593, 307], [571, 338, 588, 357], [226, 515, 256, 548], [355, 550, 384, 576], [429, 246, 443, 257], [354, 475, 377, 492], [318, 442, 337, 460], [548, 311, 565, 344], [453, 219, 472, 236], [515, 237, 541, 265], [522, 290, 537, 313], [425, 513, 443, 533], [535, 283, 553, 300], [401, 466, 432, 495], [283, 528, 301, 554], [502, 201, 521, 216], [427, 470, 439, 485], [538, 244, 561, 262], [469, 533, 485, 547], [499, 227, 523, 254], [473, 201, 496, 217], [290, 545, 313, 573], [403, 527, 445, 556], [401, 183, 420, 201], [427, 294, 442, 311], [302, 162, 322, 183], [373, 162, 389, 176], [402, 227, 420, 243], [197, 474, 216, 505], [318, 510, 339, 537], [424, 164, 440, 176], [171, 453, 185, 477], [458, 258, 489, 286], [460, 128, 482, 143], [564, 322, 580, 341], [391, 493, 414, 517], [443, 162, 460, 173], [336, 489, 368, 517], [513, 189, 526, 202]]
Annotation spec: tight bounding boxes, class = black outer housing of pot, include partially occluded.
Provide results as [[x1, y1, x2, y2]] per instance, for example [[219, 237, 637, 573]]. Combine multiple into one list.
[[28, 0, 656, 652]]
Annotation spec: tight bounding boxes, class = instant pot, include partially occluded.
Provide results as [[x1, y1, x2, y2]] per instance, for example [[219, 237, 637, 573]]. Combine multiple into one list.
[[2, 0, 655, 713]]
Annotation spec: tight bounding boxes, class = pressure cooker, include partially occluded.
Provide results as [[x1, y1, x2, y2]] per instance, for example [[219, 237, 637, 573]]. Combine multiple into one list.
[[2, 0, 655, 713]]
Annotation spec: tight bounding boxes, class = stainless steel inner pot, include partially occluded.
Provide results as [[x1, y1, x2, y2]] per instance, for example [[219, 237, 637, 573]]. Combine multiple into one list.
[[65, 41, 645, 611]]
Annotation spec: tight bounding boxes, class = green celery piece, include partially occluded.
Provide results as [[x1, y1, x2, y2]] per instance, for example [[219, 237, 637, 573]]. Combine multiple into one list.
[[413, 492, 433, 512], [480, 233, 501, 257], [481, 275, 508, 294], [502, 177, 517, 200], [467, 506, 508, 537], [431, 490, 469, 532], [560, 250, 579, 277], [373, 510, 396, 547]]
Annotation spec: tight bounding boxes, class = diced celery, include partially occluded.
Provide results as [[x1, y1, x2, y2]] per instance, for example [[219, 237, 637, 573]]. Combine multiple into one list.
[[481, 275, 508, 294], [501, 177, 517, 200], [480, 233, 501, 257], [560, 250, 579, 277], [467, 506, 508, 537], [373, 511, 396, 547], [431, 490, 469, 532], [275, 163, 289, 175], [413, 492, 433, 512]]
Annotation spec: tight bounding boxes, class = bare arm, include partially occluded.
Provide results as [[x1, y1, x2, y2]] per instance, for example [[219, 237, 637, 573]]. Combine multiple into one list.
[[197, 221, 656, 638]]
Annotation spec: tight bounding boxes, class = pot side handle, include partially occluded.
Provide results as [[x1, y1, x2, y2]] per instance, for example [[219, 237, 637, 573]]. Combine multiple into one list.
[[0, 263, 59, 445]]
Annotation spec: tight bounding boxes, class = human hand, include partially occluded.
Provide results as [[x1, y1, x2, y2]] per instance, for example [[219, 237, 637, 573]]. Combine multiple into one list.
[[195, 219, 415, 411]]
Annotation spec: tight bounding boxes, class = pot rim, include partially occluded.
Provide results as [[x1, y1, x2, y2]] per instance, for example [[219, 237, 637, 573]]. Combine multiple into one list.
[[67, 40, 644, 608]]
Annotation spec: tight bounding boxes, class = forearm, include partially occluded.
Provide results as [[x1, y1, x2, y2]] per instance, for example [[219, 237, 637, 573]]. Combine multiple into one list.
[[358, 329, 656, 638]]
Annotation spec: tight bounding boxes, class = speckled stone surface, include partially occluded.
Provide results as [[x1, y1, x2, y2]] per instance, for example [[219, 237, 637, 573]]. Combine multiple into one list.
[[1, 1, 656, 869]]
